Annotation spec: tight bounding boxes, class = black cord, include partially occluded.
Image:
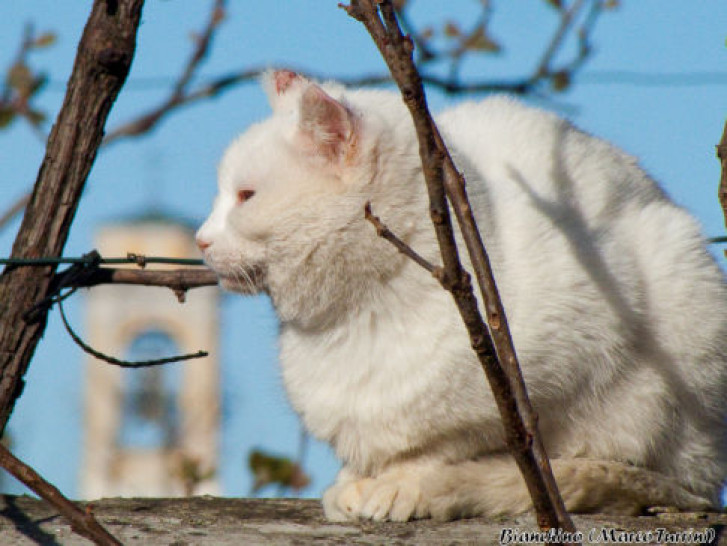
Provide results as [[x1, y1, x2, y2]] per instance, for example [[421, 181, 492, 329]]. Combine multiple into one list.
[[21, 250, 209, 368], [57, 296, 208, 368]]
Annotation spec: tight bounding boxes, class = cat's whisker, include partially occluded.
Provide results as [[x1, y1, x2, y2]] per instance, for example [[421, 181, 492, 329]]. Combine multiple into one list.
[[239, 267, 254, 293], [230, 265, 247, 291], [231, 261, 259, 294]]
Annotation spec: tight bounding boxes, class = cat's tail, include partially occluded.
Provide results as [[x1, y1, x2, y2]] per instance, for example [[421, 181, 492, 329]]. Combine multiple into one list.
[[424, 456, 715, 520]]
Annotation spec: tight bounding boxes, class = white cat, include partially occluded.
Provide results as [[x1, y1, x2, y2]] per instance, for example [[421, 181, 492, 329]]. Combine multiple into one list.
[[197, 69, 727, 521]]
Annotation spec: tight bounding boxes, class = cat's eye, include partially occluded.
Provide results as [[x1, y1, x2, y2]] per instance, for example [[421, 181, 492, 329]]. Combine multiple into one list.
[[237, 189, 255, 204]]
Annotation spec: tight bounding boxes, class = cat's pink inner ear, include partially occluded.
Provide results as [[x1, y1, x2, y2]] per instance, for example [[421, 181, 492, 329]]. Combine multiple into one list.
[[274, 70, 300, 95], [299, 85, 353, 159], [261, 69, 308, 112]]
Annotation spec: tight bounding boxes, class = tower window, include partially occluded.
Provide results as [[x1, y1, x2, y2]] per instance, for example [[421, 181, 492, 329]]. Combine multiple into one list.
[[118, 329, 182, 450]]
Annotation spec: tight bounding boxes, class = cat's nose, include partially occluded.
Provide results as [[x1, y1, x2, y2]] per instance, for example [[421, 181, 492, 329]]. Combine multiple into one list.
[[196, 237, 211, 252]]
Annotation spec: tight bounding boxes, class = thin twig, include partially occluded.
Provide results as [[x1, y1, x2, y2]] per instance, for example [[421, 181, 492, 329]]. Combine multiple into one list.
[[1, 1, 607, 229], [364, 202, 437, 274], [0, 252, 218, 297], [0, 0, 227, 226], [103, 0, 225, 145], [0, 193, 30, 232], [0, 442, 122, 545], [3, 250, 218, 363], [171, 0, 225, 98], [533, 0, 586, 79], [717, 119, 727, 258], [392, 2, 436, 63], [75, 266, 218, 291], [446, 2, 496, 85], [345, 0, 577, 538]]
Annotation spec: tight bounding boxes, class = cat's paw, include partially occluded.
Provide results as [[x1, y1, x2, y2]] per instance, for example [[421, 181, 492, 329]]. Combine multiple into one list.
[[322, 477, 374, 521], [323, 468, 430, 522], [359, 473, 427, 522]]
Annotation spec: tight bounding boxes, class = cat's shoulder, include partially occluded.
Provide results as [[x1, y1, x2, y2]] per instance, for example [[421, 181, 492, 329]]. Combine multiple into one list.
[[438, 95, 568, 138]]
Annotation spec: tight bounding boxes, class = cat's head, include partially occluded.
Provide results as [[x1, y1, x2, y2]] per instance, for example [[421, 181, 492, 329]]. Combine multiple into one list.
[[196, 70, 420, 320]]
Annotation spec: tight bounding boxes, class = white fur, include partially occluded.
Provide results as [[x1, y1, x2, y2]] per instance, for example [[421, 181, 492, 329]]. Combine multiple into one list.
[[197, 71, 727, 521]]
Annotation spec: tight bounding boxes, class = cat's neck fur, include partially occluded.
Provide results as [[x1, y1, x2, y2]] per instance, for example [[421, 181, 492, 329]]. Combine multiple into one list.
[[265, 90, 436, 332]]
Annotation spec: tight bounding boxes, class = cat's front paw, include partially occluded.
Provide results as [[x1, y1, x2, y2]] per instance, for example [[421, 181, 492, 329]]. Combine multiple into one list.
[[359, 473, 428, 522], [322, 477, 374, 522], [323, 469, 429, 522]]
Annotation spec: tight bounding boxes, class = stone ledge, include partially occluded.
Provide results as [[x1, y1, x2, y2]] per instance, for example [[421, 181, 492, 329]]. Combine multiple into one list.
[[0, 495, 725, 545]]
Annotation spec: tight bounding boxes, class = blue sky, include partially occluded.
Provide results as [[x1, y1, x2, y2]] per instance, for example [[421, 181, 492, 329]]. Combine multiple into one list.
[[0, 2, 726, 499]]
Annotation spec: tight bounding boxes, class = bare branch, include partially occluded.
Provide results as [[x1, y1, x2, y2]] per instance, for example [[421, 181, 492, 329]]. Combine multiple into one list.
[[533, 0, 586, 79], [345, 0, 577, 538], [103, 0, 225, 145], [172, 1, 225, 97], [364, 202, 438, 274], [1, 2, 607, 229], [0, 23, 52, 129], [392, 2, 436, 63], [2, 261, 217, 367], [717, 119, 727, 257], [0, 0, 227, 229], [74, 266, 218, 292], [0, 193, 30, 232], [0, 442, 122, 545], [102, 0, 604, 146], [0, 0, 145, 432]]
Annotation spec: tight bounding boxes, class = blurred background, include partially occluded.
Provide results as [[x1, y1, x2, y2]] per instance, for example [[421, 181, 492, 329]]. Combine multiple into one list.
[[0, 1, 725, 501]]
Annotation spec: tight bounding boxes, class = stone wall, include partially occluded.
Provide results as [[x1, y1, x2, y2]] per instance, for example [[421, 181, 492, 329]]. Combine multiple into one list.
[[1, 495, 724, 545]]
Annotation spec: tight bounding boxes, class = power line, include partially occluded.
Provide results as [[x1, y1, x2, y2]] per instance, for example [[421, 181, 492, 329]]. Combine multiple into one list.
[[579, 70, 727, 87], [42, 70, 727, 93]]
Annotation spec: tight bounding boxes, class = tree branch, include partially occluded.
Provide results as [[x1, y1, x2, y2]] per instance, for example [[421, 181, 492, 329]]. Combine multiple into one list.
[[0, 0, 146, 433], [345, 0, 576, 538], [364, 202, 437, 274], [717, 119, 727, 258], [0, 23, 54, 138], [103, 0, 225, 145], [0, 442, 122, 545], [0, 0, 227, 229], [100, 1, 605, 145], [1, 1, 607, 231], [75, 266, 218, 296], [0, 193, 30, 232], [533, 0, 586, 79]]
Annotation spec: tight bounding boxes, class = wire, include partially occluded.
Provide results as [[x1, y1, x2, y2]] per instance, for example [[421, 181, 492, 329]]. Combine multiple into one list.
[[0, 255, 204, 267], [41, 70, 727, 92], [58, 296, 208, 368], [15, 250, 210, 368]]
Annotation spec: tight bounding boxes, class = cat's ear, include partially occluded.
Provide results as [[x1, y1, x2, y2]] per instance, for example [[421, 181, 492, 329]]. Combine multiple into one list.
[[298, 84, 355, 160], [261, 69, 308, 112]]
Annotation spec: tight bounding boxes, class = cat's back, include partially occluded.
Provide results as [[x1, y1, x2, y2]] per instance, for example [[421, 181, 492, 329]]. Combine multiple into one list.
[[433, 95, 722, 277], [446, 93, 726, 378], [437, 95, 666, 209]]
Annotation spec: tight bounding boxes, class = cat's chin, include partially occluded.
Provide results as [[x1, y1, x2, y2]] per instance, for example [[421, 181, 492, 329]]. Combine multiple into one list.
[[215, 267, 265, 295]]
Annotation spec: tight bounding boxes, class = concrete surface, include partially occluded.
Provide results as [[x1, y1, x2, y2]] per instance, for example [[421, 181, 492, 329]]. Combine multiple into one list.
[[0, 495, 725, 545]]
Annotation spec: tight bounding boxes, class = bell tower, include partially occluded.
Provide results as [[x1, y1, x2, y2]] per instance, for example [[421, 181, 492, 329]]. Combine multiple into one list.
[[80, 214, 219, 498]]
